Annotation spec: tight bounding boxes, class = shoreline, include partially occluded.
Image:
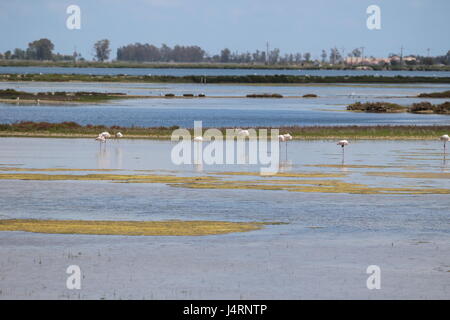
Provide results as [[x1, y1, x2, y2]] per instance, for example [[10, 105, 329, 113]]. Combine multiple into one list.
[[0, 131, 446, 140], [1, 123, 449, 140]]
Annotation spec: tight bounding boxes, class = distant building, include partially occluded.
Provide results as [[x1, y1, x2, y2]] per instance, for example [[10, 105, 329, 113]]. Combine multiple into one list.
[[344, 55, 416, 65], [344, 57, 390, 65]]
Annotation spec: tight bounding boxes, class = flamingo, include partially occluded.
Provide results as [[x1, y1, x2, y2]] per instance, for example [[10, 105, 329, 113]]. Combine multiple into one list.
[[95, 135, 106, 148], [278, 135, 286, 159], [115, 132, 123, 138], [282, 133, 292, 159], [193, 136, 203, 142], [238, 129, 250, 137], [337, 140, 349, 163], [440, 134, 449, 153], [100, 132, 111, 139]]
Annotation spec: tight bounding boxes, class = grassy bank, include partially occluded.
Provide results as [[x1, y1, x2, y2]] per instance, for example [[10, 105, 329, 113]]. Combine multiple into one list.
[[2, 73, 450, 84], [418, 90, 450, 98], [347, 101, 450, 114], [0, 89, 128, 103], [0, 122, 448, 140]]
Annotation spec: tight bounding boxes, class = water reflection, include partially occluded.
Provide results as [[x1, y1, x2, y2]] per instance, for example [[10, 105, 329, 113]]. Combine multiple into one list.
[[96, 146, 124, 169]]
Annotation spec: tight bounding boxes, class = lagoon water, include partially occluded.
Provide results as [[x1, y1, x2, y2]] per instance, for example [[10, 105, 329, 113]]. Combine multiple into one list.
[[1, 66, 450, 77], [0, 137, 449, 231], [0, 137, 449, 299], [1, 81, 450, 127], [0, 72, 449, 299]]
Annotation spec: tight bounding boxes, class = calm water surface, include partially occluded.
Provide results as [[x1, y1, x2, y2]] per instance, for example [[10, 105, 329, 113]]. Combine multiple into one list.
[[0, 138, 448, 236], [1, 66, 450, 77], [1, 82, 449, 127]]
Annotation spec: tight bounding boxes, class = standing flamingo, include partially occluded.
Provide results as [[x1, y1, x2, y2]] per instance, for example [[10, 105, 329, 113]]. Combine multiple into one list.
[[238, 129, 250, 137], [440, 134, 449, 153], [95, 135, 106, 148], [278, 135, 285, 159], [100, 132, 111, 139], [337, 140, 349, 163]]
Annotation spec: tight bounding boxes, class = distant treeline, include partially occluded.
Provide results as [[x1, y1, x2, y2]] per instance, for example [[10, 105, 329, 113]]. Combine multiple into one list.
[[2, 38, 450, 67], [116, 43, 296, 64]]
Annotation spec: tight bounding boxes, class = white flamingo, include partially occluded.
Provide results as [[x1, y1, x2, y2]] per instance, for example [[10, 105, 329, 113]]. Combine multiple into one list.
[[440, 134, 449, 153], [282, 133, 292, 159], [238, 129, 250, 137], [337, 140, 349, 163], [193, 136, 203, 142], [100, 132, 111, 139], [95, 135, 106, 148], [278, 135, 286, 159]]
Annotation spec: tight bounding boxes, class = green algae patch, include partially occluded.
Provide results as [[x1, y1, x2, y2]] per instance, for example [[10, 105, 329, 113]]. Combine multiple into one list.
[[366, 172, 450, 179], [0, 219, 269, 236]]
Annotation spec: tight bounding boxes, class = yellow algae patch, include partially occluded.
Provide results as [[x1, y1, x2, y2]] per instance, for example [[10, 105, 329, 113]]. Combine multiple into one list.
[[0, 167, 119, 172], [0, 219, 269, 236], [212, 171, 346, 178], [306, 164, 395, 169], [366, 172, 450, 179], [171, 179, 450, 194], [0, 173, 218, 184]]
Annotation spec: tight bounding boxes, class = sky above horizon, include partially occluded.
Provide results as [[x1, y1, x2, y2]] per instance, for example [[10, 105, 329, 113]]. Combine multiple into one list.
[[1, 0, 449, 60]]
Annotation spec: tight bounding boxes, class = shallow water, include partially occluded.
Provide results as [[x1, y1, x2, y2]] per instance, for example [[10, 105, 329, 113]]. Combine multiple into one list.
[[0, 138, 448, 236], [1, 82, 450, 127], [0, 137, 449, 299]]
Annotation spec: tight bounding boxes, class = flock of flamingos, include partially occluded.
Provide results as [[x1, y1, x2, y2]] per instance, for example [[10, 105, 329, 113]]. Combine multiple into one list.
[[94, 129, 450, 157]]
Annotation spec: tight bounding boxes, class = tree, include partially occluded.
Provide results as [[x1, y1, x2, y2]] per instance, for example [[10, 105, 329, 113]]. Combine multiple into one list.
[[351, 48, 362, 57], [329, 47, 342, 64], [321, 50, 327, 63], [220, 48, 231, 63], [268, 48, 280, 64], [27, 38, 54, 60], [94, 39, 111, 62], [303, 52, 311, 62]]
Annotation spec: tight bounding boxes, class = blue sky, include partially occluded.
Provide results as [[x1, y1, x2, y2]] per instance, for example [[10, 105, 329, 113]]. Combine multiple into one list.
[[1, 0, 449, 60]]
